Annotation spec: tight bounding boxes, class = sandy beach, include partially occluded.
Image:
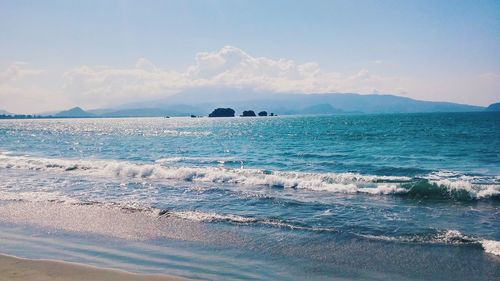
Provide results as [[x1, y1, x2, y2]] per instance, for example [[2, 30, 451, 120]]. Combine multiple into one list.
[[0, 254, 187, 281]]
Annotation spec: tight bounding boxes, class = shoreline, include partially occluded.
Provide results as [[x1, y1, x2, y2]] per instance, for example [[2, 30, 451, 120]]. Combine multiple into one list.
[[0, 253, 188, 281]]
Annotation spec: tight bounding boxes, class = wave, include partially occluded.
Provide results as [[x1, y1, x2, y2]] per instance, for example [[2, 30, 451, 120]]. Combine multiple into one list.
[[0, 188, 336, 233], [158, 209, 336, 232], [1, 154, 499, 200], [0, 190, 80, 204], [0, 189, 497, 257], [155, 156, 243, 167], [360, 230, 476, 244], [398, 180, 500, 200], [481, 239, 500, 256], [360, 230, 500, 257]]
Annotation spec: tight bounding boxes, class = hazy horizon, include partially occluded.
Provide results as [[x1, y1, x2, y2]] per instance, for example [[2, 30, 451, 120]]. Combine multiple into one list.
[[1, 1, 499, 114]]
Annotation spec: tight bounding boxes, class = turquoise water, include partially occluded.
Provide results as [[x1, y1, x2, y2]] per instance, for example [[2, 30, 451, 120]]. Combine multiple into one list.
[[0, 112, 499, 280]]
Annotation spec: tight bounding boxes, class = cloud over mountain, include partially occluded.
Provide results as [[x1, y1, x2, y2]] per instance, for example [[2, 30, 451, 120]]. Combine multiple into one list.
[[1, 46, 498, 113], [62, 46, 406, 108]]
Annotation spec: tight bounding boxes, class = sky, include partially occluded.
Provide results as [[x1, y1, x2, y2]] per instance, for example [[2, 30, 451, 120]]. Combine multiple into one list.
[[0, 0, 499, 113]]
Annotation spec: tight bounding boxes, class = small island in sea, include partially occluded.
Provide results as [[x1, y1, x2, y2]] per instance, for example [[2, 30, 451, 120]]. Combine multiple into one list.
[[208, 108, 235, 117]]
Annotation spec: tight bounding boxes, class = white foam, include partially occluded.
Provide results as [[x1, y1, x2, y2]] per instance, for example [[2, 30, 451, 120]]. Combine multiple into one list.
[[360, 230, 500, 257], [430, 179, 500, 199], [166, 211, 258, 223], [155, 156, 238, 164], [357, 184, 407, 195], [481, 239, 500, 256], [1, 154, 498, 198], [0, 190, 80, 204], [164, 210, 337, 232], [433, 230, 475, 244]]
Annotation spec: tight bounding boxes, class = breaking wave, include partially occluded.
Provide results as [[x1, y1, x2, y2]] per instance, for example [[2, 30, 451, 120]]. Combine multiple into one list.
[[481, 239, 500, 256], [0, 187, 497, 257], [360, 230, 500, 257], [1, 154, 499, 200], [0, 188, 336, 233], [158, 209, 336, 232], [360, 229, 477, 244]]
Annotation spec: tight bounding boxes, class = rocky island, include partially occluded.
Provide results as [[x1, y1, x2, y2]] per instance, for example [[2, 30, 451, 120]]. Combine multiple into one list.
[[241, 110, 256, 117], [208, 108, 236, 117]]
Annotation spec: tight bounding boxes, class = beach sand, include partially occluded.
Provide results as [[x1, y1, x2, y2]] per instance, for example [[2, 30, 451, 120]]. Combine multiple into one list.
[[0, 254, 187, 281]]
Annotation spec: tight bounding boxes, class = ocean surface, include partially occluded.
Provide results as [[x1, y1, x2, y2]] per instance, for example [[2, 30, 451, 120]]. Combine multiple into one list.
[[0, 112, 499, 280]]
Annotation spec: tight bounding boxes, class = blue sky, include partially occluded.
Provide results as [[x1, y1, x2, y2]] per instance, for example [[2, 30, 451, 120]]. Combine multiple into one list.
[[1, 0, 499, 113]]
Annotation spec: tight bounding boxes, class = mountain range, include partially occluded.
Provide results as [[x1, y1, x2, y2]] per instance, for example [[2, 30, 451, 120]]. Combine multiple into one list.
[[5, 89, 498, 118], [79, 88, 488, 117]]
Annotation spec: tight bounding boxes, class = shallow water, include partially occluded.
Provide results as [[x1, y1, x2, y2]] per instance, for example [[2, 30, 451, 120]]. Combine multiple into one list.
[[0, 112, 499, 280]]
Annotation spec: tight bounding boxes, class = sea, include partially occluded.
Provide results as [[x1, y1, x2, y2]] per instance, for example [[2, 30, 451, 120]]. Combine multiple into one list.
[[0, 112, 499, 280]]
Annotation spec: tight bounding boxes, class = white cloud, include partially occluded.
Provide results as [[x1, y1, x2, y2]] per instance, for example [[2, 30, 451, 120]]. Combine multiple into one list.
[[61, 46, 406, 108], [3, 46, 496, 112], [0, 63, 71, 113], [0, 62, 45, 82], [62, 62, 188, 108]]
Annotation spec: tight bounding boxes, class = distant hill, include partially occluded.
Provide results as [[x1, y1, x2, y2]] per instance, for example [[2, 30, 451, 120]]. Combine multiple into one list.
[[300, 104, 343, 115], [151, 87, 485, 114], [486, 103, 500, 111], [46, 89, 488, 118], [54, 107, 95, 117], [98, 104, 205, 117], [101, 108, 185, 117], [0, 109, 12, 115]]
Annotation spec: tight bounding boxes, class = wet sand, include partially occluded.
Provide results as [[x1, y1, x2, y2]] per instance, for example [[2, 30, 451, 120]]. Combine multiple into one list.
[[0, 254, 188, 281]]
